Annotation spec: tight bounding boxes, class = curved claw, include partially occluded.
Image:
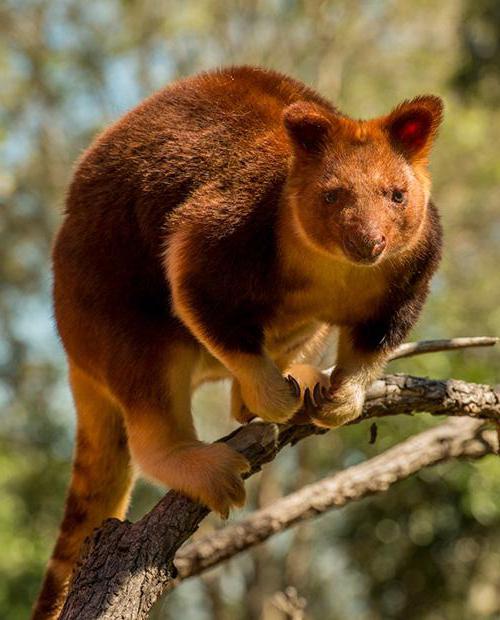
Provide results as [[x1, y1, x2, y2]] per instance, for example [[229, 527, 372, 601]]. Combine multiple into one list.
[[286, 375, 301, 398], [308, 382, 334, 407], [320, 385, 334, 403], [313, 382, 322, 407], [303, 387, 317, 416]]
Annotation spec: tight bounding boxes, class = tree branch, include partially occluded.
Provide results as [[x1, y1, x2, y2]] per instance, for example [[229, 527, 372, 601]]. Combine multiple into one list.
[[362, 374, 500, 422], [388, 336, 498, 361], [59, 373, 500, 620], [174, 418, 498, 581]]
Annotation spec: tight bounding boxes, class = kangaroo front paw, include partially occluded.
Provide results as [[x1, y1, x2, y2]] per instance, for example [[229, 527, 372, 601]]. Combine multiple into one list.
[[312, 379, 366, 428], [239, 373, 301, 423], [285, 363, 333, 422]]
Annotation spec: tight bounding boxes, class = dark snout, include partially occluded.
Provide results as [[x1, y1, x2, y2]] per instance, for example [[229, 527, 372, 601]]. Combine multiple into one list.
[[342, 230, 386, 264]]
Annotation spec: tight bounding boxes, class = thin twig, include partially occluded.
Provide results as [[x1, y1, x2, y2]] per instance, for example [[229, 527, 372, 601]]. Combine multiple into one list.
[[389, 336, 498, 361], [271, 587, 307, 619]]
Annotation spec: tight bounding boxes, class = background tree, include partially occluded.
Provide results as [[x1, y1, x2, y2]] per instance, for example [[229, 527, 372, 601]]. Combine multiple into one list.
[[0, 1, 499, 618]]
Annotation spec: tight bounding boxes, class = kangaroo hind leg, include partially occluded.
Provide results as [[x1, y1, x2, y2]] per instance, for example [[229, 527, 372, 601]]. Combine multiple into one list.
[[124, 344, 249, 518]]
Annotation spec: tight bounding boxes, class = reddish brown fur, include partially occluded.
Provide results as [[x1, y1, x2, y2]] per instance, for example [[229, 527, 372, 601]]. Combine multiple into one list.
[[33, 66, 443, 618]]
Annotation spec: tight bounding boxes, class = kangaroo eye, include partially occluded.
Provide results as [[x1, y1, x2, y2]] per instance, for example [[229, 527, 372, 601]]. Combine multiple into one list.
[[324, 189, 343, 205], [391, 189, 405, 204]]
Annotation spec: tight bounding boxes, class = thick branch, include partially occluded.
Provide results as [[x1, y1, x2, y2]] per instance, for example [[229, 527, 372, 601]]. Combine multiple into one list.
[[59, 374, 500, 620], [362, 374, 500, 422], [174, 418, 498, 580]]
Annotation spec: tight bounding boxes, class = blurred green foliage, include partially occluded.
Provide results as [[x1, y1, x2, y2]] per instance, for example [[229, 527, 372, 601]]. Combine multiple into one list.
[[0, 1, 499, 618]]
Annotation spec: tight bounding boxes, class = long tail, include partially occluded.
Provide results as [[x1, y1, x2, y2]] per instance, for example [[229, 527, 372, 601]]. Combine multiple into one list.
[[32, 364, 133, 619]]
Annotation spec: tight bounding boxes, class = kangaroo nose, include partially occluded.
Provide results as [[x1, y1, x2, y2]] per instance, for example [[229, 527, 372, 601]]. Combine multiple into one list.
[[369, 235, 386, 259], [343, 234, 386, 263]]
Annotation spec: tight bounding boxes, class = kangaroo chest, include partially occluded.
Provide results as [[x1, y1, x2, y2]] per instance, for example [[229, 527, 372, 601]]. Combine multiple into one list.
[[265, 267, 388, 357]]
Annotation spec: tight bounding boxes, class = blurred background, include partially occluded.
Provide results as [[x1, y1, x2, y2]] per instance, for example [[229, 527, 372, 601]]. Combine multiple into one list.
[[1, 1, 500, 618]]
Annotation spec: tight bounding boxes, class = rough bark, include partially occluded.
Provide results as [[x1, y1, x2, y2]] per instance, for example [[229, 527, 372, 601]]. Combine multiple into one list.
[[361, 374, 500, 422], [174, 418, 498, 581], [59, 372, 500, 620]]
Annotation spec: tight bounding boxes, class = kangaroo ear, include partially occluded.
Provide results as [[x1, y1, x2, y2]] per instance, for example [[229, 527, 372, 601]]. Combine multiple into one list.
[[283, 102, 332, 154], [385, 96, 443, 162]]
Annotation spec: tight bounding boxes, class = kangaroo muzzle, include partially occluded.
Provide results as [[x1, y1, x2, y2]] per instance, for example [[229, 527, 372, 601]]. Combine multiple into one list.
[[342, 230, 386, 264]]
